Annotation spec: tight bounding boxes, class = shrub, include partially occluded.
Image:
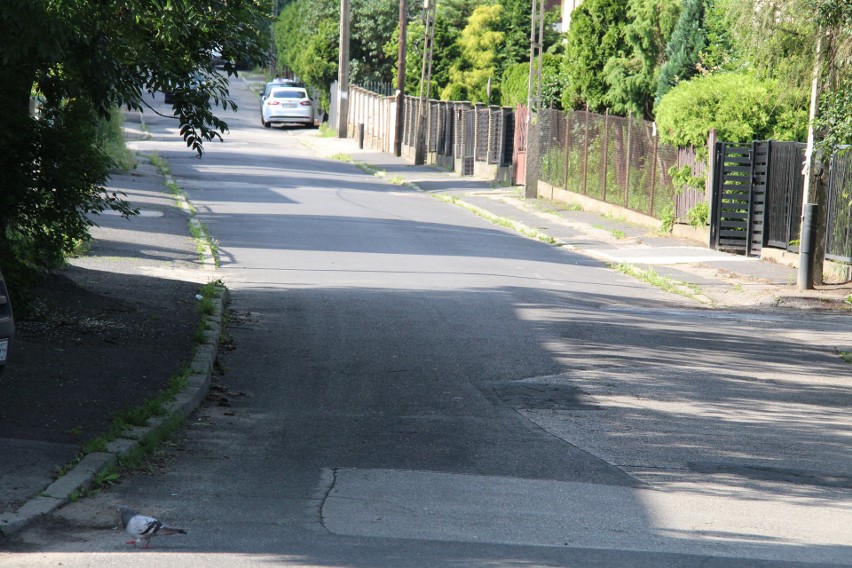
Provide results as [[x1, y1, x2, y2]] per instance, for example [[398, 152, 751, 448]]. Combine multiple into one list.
[[668, 165, 704, 194], [441, 83, 469, 102], [501, 63, 528, 108], [659, 203, 676, 233], [655, 72, 806, 147], [95, 109, 136, 172], [686, 201, 710, 228]]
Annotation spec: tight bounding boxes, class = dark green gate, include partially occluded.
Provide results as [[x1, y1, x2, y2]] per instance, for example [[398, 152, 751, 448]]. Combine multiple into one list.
[[710, 142, 768, 256]]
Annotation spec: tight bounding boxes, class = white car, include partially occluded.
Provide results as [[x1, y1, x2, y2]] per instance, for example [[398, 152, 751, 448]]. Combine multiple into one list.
[[261, 79, 298, 103], [261, 87, 314, 128]]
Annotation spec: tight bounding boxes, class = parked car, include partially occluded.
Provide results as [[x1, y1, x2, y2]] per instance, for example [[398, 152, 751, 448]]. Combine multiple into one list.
[[260, 79, 298, 104], [0, 267, 14, 376], [261, 86, 315, 128], [164, 73, 207, 104], [210, 49, 225, 69]]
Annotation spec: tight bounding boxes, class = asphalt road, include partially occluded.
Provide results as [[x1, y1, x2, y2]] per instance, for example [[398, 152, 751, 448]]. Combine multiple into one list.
[[5, 77, 851, 567]]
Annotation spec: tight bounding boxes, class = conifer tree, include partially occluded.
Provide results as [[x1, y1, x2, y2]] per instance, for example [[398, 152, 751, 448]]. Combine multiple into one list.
[[655, 0, 706, 106]]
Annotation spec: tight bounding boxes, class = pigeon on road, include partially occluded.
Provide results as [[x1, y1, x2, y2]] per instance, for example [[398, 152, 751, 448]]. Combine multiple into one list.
[[119, 506, 187, 548]]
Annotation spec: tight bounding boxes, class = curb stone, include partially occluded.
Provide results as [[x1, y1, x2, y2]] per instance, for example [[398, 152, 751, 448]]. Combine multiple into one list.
[[0, 288, 229, 538]]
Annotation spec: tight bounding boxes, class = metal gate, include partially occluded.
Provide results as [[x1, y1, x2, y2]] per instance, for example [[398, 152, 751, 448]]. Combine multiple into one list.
[[513, 105, 528, 185], [710, 141, 768, 256]]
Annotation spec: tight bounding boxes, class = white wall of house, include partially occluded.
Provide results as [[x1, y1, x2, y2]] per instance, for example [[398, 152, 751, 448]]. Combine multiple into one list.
[[561, 0, 584, 32]]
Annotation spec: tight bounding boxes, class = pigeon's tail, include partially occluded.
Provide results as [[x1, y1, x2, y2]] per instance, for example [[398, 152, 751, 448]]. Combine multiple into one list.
[[159, 526, 187, 536]]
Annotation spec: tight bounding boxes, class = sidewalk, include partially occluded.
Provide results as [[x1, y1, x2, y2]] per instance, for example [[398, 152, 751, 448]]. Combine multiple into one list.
[[303, 133, 852, 311], [0, 145, 225, 538]]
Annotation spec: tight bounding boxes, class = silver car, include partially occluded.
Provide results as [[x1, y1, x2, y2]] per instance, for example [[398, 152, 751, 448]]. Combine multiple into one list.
[[0, 267, 14, 376], [261, 87, 314, 128]]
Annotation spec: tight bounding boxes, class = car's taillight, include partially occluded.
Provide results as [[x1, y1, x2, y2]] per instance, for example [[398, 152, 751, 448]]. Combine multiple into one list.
[[267, 101, 280, 106], [300, 101, 312, 106]]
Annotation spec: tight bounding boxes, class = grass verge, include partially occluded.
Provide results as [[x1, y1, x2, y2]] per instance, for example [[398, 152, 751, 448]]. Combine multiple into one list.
[[613, 262, 707, 303], [434, 194, 558, 245], [318, 123, 337, 138], [149, 152, 219, 267]]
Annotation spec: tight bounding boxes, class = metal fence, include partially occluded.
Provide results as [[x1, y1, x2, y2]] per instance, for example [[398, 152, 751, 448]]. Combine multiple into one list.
[[764, 141, 805, 249], [344, 86, 515, 178], [825, 149, 852, 263], [529, 108, 683, 219]]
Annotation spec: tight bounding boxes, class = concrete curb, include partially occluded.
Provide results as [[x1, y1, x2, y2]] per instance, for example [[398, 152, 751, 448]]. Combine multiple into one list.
[[0, 288, 228, 538]]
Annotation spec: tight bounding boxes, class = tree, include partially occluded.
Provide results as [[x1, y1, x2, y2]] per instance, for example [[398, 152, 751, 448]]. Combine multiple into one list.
[[497, 0, 562, 77], [560, 0, 629, 112], [0, 0, 268, 287], [655, 0, 706, 105], [384, 20, 433, 97], [276, 0, 339, 95], [603, 0, 680, 118], [441, 4, 506, 103], [431, 0, 482, 93], [351, 0, 402, 84], [699, 0, 851, 148], [500, 53, 565, 109], [810, 0, 852, 155]]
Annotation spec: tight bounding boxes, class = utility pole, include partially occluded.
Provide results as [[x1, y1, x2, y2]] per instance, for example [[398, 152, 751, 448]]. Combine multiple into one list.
[[336, 0, 351, 138], [798, 28, 834, 290], [269, 0, 280, 75], [414, 0, 437, 165], [524, 0, 545, 198], [394, 0, 407, 157]]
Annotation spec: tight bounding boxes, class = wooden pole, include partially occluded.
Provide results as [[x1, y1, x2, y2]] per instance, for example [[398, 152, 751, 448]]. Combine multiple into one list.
[[394, 0, 407, 156], [336, 0, 350, 138]]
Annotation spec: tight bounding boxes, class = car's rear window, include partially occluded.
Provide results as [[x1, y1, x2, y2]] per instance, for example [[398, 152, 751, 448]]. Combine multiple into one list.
[[272, 90, 307, 99]]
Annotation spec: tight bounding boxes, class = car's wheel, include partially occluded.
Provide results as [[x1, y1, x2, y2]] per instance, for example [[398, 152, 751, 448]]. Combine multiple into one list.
[[262, 118, 271, 128]]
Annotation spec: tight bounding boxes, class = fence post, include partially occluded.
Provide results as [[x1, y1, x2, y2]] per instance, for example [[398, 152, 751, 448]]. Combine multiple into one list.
[[562, 113, 570, 191], [582, 107, 589, 195], [602, 109, 610, 202], [649, 125, 658, 216], [625, 114, 632, 209]]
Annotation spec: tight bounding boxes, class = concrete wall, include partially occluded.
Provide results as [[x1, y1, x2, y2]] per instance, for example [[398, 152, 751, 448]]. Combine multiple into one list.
[[537, 180, 710, 245], [760, 248, 852, 284]]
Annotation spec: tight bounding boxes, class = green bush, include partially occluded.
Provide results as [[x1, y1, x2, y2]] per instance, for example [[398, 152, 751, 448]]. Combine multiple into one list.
[[1, 98, 134, 308], [501, 63, 528, 107], [686, 201, 710, 228], [668, 164, 705, 194], [659, 203, 676, 233], [540, 147, 566, 186], [441, 83, 469, 102], [95, 109, 136, 172], [655, 72, 807, 147]]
